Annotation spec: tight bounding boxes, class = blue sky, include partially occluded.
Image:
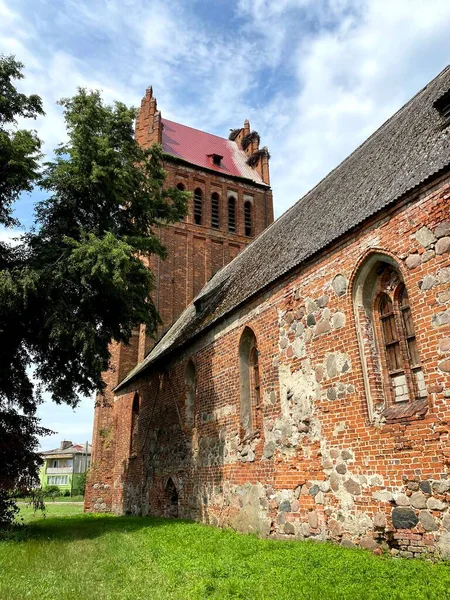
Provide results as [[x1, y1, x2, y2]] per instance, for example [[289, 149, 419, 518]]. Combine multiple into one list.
[[1, 0, 450, 449]]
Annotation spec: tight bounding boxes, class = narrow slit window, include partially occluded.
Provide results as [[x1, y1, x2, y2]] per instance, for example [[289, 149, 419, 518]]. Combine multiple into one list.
[[244, 201, 252, 237], [211, 193, 220, 229], [228, 196, 236, 233], [194, 188, 202, 225]]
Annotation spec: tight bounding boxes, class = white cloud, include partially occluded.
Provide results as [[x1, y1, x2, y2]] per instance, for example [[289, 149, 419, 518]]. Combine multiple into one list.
[[0, 228, 24, 246]]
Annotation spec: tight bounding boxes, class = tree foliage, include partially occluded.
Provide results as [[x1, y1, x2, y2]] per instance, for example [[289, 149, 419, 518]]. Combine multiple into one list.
[[0, 55, 43, 228], [0, 57, 189, 526]]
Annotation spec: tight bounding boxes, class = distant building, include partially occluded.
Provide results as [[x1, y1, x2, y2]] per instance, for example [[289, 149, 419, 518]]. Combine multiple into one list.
[[40, 441, 91, 494]]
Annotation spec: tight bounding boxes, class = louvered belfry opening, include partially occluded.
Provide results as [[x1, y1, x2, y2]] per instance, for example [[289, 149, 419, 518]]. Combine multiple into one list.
[[194, 188, 202, 225], [244, 201, 252, 237], [228, 196, 236, 233], [211, 193, 220, 229]]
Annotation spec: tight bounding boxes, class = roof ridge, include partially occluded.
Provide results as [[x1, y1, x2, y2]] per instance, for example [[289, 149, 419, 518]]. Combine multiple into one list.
[[162, 117, 232, 144]]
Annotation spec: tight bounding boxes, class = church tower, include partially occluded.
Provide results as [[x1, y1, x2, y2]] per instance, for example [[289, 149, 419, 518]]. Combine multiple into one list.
[[85, 87, 273, 512]]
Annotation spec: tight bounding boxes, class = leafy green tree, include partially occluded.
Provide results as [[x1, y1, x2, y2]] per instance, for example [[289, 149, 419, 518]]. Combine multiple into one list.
[[0, 57, 189, 527], [0, 54, 43, 228], [0, 56, 46, 526]]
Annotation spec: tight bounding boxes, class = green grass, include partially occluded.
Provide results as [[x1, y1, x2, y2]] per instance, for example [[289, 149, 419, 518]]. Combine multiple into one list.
[[1, 505, 450, 600], [16, 495, 84, 503]]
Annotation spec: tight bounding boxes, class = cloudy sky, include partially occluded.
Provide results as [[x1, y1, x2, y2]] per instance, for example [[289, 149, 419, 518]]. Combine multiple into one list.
[[2, 0, 450, 449]]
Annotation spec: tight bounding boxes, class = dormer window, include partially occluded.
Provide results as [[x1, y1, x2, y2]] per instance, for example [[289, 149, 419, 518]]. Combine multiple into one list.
[[208, 153, 223, 167], [434, 89, 450, 122]]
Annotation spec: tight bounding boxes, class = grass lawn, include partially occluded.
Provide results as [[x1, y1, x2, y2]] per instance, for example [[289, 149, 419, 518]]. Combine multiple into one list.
[[1, 505, 450, 600]]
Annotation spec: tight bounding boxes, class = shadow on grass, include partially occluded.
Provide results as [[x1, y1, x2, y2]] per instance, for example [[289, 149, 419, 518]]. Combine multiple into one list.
[[2, 514, 199, 543]]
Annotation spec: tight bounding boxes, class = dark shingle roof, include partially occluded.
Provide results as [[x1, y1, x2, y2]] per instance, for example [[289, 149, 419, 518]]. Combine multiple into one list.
[[118, 66, 450, 390]]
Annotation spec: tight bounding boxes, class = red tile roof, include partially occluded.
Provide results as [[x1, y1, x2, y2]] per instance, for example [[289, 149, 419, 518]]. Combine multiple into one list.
[[161, 118, 266, 185]]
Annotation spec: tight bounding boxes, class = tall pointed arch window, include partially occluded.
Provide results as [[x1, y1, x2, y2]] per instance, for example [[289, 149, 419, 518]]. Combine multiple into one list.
[[211, 193, 220, 229], [194, 188, 203, 225], [228, 196, 236, 233], [239, 327, 260, 432], [244, 201, 252, 237], [130, 393, 140, 456], [353, 255, 427, 423]]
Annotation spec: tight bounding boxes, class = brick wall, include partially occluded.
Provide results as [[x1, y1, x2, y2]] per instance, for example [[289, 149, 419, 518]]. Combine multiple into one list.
[[95, 173, 450, 557]]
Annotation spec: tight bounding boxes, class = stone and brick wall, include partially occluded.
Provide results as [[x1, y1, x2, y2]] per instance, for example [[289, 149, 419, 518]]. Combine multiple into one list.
[[92, 172, 450, 558]]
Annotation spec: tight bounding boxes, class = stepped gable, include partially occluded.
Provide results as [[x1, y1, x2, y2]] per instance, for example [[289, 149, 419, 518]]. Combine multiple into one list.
[[118, 65, 450, 390], [161, 118, 267, 185]]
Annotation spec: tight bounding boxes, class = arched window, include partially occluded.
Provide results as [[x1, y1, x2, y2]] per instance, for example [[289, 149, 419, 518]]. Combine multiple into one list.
[[228, 196, 236, 233], [239, 327, 260, 432], [185, 360, 196, 427], [211, 192, 220, 229], [244, 201, 252, 237], [130, 393, 140, 456], [353, 254, 427, 422], [194, 188, 202, 225], [177, 183, 185, 221]]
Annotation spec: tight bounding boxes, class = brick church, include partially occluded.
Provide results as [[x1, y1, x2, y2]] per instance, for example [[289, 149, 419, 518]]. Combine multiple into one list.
[[86, 67, 450, 558]]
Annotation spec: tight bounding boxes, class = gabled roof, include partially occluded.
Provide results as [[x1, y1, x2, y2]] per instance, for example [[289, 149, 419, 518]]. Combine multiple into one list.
[[41, 443, 92, 456], [118, 66, 450, 390], [161, 118, 267, 185]]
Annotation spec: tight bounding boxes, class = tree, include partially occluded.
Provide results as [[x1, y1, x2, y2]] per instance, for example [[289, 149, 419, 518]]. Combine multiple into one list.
[[0, 55, 43, 229], [0, 57, 189, 527], [0, 56, 46, 526]]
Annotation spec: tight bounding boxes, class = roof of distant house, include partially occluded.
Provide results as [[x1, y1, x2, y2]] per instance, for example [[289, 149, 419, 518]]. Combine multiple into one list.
[[118, 65, 450, 390], [161, 118, 267, 185], [41, 443, 92, 456]]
